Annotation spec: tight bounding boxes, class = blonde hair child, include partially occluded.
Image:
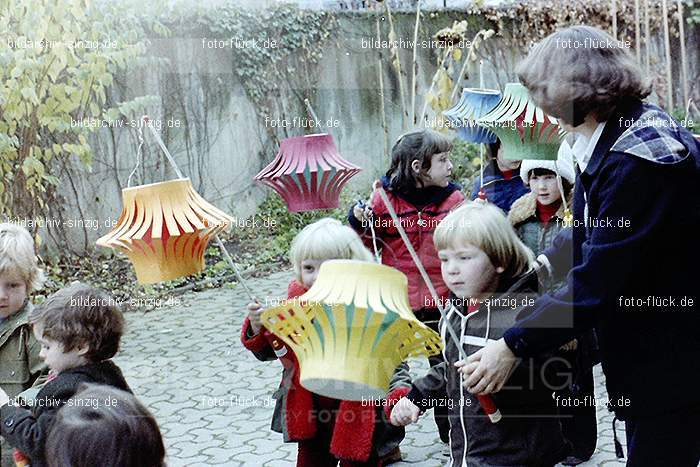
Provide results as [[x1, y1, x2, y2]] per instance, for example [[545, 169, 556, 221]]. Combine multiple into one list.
[[433, 202, 534, 287], [390, 202, 570, 466], [0, 223, 45, 303], [289, 218, 374, 291], [240, 218, 406, 466], [0, 223, 47, 467]]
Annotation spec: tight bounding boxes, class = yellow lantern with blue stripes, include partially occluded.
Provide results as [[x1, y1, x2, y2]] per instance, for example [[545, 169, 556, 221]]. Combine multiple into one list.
[[261, 260, 442, 401]]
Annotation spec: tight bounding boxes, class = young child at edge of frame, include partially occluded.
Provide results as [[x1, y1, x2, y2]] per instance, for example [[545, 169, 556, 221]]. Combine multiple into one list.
[[0, 223, 48, 467], [44, 384, 165, 467], [0, 283, 133, 467]]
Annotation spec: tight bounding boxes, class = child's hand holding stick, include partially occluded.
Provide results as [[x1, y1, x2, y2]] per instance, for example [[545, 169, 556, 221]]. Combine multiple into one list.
[[247, 300, 264, 335], [376, 185, 502, 423], [353, 199, 373, 223], [390, 397, 421, 427]]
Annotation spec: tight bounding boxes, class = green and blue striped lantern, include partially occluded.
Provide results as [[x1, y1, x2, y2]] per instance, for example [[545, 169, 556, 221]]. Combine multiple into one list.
[[444, 88, 502, 144], [477, 83, 564, 160]]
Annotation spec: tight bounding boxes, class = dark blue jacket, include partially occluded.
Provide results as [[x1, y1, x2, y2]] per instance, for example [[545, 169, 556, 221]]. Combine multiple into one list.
[[0, 360, 132, 467], [470, 160, 530, 213], [503, 99, 700, 418], [407, 271, 571, 466]]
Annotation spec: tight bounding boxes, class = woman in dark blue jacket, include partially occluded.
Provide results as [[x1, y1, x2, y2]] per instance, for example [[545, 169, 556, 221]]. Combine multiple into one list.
[[460, 25, 700, 467]]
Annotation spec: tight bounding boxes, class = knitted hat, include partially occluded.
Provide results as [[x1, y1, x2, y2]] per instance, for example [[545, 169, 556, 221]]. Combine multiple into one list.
[[520, 139, 576, 186]]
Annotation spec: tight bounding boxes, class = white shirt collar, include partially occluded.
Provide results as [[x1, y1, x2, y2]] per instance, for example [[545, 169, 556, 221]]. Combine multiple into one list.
[[571, 121, 607, 172]]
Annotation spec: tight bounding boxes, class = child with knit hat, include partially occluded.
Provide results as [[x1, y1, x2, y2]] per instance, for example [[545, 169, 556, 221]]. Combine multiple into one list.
[[507, 140, 576, 257], [508, 140, 598, 465]]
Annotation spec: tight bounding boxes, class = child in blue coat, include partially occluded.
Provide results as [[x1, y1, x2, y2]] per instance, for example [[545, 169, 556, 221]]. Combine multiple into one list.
[[470, 139, 529, 213]]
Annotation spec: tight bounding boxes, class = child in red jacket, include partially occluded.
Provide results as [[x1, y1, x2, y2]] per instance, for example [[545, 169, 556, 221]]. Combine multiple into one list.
[[240, 218, 407, 466], [348, 129, 464, 446]]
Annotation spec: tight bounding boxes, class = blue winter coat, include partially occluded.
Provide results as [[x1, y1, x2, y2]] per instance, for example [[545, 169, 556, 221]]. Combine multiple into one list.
[[503, 98, 700, 418], [470, 160, 530, 213]]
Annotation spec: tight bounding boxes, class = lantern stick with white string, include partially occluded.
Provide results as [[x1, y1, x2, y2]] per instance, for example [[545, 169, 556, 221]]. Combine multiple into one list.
[[374, 184, 502, 423]]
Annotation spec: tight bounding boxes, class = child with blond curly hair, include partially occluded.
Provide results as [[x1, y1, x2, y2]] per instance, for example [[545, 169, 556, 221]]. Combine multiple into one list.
[[0, 224, 47, 467]]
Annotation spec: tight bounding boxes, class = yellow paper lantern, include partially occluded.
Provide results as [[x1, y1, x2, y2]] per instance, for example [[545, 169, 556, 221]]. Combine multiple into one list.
[[261, 260, 443, 401], [96, 178, 233, 284]]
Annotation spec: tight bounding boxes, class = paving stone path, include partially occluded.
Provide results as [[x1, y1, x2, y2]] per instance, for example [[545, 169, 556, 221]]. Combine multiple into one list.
[[114, 270, 626, 466]]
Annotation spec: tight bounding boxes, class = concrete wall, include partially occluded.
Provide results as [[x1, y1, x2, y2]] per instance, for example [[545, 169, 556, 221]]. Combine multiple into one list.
[[53, 9, 699, 253]]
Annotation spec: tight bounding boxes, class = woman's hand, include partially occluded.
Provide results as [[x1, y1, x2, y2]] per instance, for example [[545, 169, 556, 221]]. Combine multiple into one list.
[[247, 301, 263, 334], [455, 338, 517, 395], [390, 397, 421, 426]]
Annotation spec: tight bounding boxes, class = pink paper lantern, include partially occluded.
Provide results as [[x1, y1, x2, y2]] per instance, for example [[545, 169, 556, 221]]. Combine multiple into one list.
[[254, 133, 361, 212]]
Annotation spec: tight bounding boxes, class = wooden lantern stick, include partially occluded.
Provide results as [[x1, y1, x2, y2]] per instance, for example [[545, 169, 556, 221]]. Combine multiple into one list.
[[635, 0, 641, 64], [479, 59, 484, 89], [661, 0, 673, 110], [375, 186, 466, 361], [553, 160, 569, 214], [141, 116, 257, 303], [677, 0, 689, 110], [644, 0, 650, 74], [410, 0, 422, 126], [375, 14, 390, 159], [376, 185, 502, 423], [214, 236, 256, 302], [479, 144, 485, 191], [303, 99, 323, 129]]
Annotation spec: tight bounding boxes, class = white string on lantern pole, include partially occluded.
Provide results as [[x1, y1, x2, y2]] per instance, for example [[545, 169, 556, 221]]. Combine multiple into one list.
[[375, 185, 465, 360], [375, 184, 502, 423], [126, 124, 145, 188], [553, 160, 569, 214]]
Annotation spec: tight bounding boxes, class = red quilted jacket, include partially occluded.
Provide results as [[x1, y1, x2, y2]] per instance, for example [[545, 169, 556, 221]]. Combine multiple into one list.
[[240, 281, 380, 462], [349, 177, 465, 314]]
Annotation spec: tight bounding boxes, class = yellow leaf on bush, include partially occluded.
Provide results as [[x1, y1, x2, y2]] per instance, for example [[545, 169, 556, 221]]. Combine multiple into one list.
[[426, 92, 437, 109]]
